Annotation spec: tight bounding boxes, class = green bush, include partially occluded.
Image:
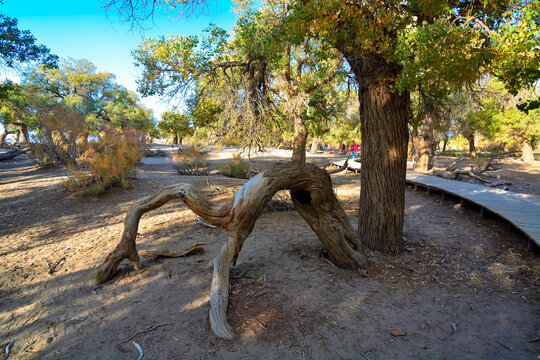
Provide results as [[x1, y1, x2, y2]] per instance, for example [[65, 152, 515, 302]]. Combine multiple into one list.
[[219, 154, 249, 179], [143, 149, 167, 157]]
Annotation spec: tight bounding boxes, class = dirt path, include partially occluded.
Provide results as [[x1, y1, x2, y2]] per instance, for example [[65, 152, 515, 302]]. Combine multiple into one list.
[[0, 150, 538, 359]]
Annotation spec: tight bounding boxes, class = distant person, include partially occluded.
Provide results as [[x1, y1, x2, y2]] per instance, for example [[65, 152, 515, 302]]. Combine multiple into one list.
[[341, 143, 346, 152], [350, 140, 358, 159], [328, 143, 332, 151]]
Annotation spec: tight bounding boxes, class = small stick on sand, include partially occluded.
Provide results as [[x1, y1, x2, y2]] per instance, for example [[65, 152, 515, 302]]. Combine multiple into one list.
[[119, 322, 175, 344]]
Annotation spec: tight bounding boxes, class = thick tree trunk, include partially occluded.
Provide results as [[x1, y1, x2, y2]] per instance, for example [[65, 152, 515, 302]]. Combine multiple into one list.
[[467, 135, 476, 158], [13, 122, 30, 143], [172, 133, 179, 145], [291, 116, 307, 163], [414, 95, 434, 172], [347, 54, 409, 255], [94, 162, 368, 339], [521, 139, 535, 163]]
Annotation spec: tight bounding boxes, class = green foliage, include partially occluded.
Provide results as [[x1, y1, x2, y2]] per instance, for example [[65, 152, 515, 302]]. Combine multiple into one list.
[[158, 111, 193, 143], [26, 59, 155, 135], [493, 107, 540, 147], [0, 14, 58, 70], [219, 154, 249, 179], [493, 0, 540, 94]]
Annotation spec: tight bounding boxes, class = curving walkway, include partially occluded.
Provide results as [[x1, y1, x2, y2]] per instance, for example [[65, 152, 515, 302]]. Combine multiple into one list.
[[405, 172, 540, 247]]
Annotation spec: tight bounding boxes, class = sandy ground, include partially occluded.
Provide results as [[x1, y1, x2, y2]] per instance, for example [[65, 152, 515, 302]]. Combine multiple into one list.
[[0, 146, 539, 359]]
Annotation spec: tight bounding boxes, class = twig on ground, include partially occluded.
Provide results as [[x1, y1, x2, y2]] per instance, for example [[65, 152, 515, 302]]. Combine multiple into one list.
[[496, 341, 513, 350], [119, 322, 174, 344], [432, 275, 450, 286], [195, 216, 217, 228], [48, 257, 65, 275], [3, 339, 14, 360]]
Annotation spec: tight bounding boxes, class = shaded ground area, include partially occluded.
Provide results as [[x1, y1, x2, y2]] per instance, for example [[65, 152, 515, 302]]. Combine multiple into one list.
[[0, 147, 539, 359]]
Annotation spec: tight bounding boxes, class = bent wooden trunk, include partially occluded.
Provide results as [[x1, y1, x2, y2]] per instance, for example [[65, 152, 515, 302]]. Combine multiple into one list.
[[93, 162, 368, 339]]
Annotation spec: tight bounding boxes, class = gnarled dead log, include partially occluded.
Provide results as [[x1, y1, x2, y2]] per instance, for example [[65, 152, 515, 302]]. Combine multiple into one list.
[[0, 147, 30, 162], [94, 162, 368, 340], [431, 157, 505, 185]]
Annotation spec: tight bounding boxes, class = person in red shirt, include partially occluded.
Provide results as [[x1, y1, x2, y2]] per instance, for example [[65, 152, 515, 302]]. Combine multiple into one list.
[[350, 141, 358, 159]]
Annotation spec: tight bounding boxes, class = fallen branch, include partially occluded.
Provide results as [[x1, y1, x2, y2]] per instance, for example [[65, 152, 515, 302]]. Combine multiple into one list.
[[195, 216, 217, 228], [3, 339, 14, 360], [327, 157, 349, 175], [48, 257, 65, 275], [119, 322, 175, 344], [139, 247, 204, 260], [446, 157, 467, 171], [0, 147, 30, 162]]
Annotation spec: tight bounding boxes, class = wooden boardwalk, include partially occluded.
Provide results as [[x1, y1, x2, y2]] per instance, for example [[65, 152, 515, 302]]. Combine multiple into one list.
[[406, 172, 540, 247]]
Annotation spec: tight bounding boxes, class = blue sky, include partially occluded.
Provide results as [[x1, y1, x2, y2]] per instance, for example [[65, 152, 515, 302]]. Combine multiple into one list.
[[0, 0, 238, 118]]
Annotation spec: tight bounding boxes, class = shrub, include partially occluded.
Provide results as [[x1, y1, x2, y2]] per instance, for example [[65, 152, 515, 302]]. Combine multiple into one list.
[[143, 149, 167, 157], [64, 127, 144, 195], [173, 146, 208, 175], [219, 154, 249, 179]]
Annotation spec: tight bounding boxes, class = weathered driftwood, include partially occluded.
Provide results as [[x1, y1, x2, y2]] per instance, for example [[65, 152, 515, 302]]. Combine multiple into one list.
[[431, 157, 505, 185], [0, 147, 30, 162], [94, 162, 368, 340]]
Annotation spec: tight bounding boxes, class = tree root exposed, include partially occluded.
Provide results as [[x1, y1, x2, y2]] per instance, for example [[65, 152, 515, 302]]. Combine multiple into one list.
[[93, 162, 368, 339]]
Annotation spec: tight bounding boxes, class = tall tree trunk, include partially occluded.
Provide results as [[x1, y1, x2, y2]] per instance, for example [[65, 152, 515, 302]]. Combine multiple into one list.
[[414, 95, 434, 172], [291, 116, 307, 163], [347, 54, 409, 255], [179, 136, 183, 145], [0, 130, 7, 144], [408, 126, 417, 160], [310, 136, 320, 154], [467, 135, 476, 158], [521, 139, 535, 163], [442, 136, 448, 152], [172, 133, 179, 145]]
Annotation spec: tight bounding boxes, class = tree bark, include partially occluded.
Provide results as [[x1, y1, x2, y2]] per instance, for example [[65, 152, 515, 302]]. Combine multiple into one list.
[[291, 116, 308, 163], [442, 136, 448, 152], [408, 126, 417, 160], [94, 162, 368, 339], [346, 53, 409, 255], [414, 95, 434, 172], [0, 130, 8, 144], [467, 135, 477, 158], [521, 139, 535, 163], [310, 136, 320, 154], [13, 122, 30, 143], [172, 133, 179, 145]]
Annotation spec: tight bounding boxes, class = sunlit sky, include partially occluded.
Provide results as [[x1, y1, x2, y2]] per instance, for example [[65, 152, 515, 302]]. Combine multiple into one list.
[[0, 0, 238, 118]]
